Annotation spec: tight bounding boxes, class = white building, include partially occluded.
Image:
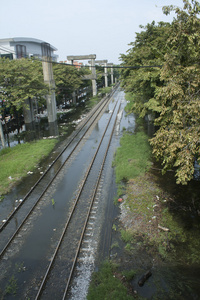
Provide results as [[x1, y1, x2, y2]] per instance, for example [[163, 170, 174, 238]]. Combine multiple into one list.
[[0, 37, 58, 61]]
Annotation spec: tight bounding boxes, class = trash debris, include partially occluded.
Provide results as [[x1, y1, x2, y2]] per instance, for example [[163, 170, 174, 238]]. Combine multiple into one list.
[[138, 270, 152, 287], [158, 224, 170, 232]]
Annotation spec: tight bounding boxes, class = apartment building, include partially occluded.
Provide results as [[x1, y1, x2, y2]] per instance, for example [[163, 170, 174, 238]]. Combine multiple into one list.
[[0, 37, 58, 61]]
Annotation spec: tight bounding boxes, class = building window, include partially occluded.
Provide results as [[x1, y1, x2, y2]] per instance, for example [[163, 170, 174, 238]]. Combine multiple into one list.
[[16, 44, 26, 59]]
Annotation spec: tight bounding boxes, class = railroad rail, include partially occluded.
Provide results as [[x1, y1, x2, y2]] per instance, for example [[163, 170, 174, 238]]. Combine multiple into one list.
[[35, 98, 121, 300], [0, 86, 122, 299], [0, 84, 119, 258]]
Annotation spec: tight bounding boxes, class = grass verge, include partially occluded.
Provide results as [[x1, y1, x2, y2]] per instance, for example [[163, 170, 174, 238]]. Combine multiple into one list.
[[0, 138, 58, 196], [113, 131, 152, 185]]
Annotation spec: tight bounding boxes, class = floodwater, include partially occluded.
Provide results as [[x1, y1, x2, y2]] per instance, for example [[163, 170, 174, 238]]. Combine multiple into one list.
[[0, 89, 125, 299], [1, 89, 200, 299]]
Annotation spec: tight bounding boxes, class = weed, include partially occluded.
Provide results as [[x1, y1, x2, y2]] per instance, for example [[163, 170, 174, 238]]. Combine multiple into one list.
[[5, 275, 18, 296], [111, 242, 119, 249], [120, 229, 133, 243], [125, 243, 134, 253], [122, 270, 136, 281], [15, 262, 25, 273], [87, 261, 134, 300], [112, 224, 117, 231]]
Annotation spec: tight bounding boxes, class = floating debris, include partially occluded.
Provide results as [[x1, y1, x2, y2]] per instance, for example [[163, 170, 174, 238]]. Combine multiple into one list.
[[138, 270, 152, 287]]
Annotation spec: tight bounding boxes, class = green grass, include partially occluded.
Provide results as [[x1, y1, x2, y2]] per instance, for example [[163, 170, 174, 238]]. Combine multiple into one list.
[[87, 261, 135, 300], [124, 92, 134, 112], [0, 138, 58, 195], [113, 131, 151, 184]]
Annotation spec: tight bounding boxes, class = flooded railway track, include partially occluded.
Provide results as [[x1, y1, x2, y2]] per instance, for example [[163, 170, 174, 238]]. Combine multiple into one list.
[[0, 86, 118, 258], [0, 86, 122, 299]]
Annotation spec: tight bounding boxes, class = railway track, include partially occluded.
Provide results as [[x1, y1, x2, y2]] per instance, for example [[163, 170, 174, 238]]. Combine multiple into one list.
[[0, 84, 119, 258], [0, 85, 122, 299], [35, 97, 121, 300]]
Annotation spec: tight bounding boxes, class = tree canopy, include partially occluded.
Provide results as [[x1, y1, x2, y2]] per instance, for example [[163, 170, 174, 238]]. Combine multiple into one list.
[[0, 58, 48, 115], [53, 64, 87, 105], [120, 0, 200, 184]]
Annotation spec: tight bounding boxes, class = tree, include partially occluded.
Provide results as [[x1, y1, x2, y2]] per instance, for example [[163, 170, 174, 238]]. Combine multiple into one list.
[[53, 64, 84, 106], [120, 0, 200, 184], [0, 58, 48, 115], [150, 0, 200, 184], [120, 21, 171, 117]]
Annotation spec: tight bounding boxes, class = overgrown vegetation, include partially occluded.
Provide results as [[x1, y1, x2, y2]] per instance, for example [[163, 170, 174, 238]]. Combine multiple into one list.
[[0, 138, 57, 195], [120, 0, 200, 184], [87, 261, 136, 300]]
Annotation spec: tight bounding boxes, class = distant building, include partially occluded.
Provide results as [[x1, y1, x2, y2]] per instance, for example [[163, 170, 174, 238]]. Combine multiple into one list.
[[0, 37, 58, 61], [62, 60, 83, 69]]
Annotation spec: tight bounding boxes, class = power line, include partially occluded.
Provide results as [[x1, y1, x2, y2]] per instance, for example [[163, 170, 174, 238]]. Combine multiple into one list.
[[0, 52, 163, 70]]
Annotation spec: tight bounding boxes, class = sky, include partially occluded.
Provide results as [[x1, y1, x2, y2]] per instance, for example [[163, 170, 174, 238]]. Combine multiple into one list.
[[1, 0, 184, 64]]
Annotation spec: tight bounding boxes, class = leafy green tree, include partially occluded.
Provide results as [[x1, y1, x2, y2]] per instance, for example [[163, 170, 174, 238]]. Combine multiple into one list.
[[53, 63, 85, 106], [0, 58, 48, 115], [120, 0, 200, 184], [120, 21, 171, 117], [150, 0, 200, 184]]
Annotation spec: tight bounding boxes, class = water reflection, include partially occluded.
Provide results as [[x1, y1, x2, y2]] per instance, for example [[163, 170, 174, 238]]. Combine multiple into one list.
[[0, 105, 89, 149]]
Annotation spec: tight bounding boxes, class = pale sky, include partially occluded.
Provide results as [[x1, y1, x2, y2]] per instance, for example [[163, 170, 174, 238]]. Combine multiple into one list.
[[1, 0, 184, 64]]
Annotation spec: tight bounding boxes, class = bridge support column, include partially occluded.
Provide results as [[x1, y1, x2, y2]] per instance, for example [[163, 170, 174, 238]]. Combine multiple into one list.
[[109, 64, 114, 85], [42, 43, 57, 125], [104, 63, 108, 88], [23, 97, 35, 131], [0, 121, 6, 148], [42, 60, 57, 123], [91, 58, 97, 96]]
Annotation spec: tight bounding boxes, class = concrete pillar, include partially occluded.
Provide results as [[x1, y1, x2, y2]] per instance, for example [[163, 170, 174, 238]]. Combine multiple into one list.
[[104, 63, 108, 88], [70, 60, 77, 104], [72, 91, 77, 104], [42, 57, 57, 123], [23, 97, 35, 131], [0, 121, 6, 148], [107, 63, 114, 85], [91, 58, 97, 96], [91, 60, 108, 88]]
